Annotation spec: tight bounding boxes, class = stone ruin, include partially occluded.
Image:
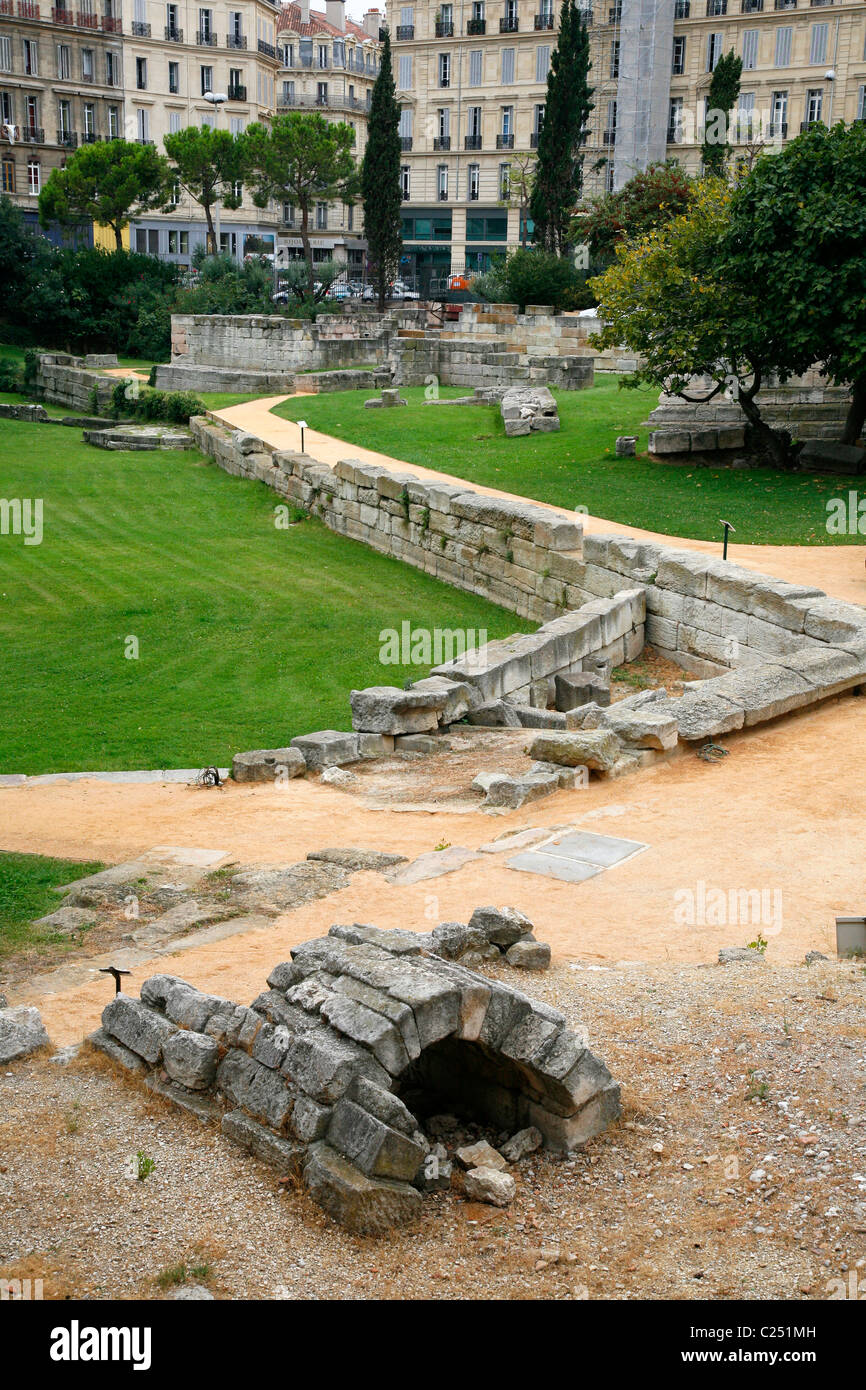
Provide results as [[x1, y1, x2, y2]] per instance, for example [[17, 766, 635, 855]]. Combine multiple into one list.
[[500, 385, 561, 437], [90, 917, 621, 1235]]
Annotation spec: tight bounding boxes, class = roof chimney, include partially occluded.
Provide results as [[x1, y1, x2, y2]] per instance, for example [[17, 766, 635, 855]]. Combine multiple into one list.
[[325, 0, 345, 29], [299, 0, 310, 24], [363, 8, 381, 38]]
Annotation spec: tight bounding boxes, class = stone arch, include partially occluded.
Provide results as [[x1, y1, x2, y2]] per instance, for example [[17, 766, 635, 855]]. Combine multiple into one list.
[[93, 923, 620, 1235]]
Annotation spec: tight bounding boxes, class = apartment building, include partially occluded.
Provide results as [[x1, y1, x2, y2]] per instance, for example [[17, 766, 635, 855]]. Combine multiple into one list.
[[275, 0, 381, 270], [125, 0, 282, 262], [0, 0, 125, 236], [392, 0, 866, 278]]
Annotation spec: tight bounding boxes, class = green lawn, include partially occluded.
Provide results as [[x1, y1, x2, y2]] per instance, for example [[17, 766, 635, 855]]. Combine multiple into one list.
[[273, 379, 859, 546], [0, 851, 104, 965], [0, 418, 533, 774]]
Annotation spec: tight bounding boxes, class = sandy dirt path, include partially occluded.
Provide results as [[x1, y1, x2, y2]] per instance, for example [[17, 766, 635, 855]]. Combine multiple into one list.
[[212, 395, 866, 606], [5, 694, 864, 1044]]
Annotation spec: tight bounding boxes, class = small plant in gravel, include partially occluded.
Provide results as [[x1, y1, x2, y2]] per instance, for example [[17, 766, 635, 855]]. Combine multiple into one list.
[[745, 1070, 770, 1103], [434, 840, 451, 852], [747, 933, 769, 954], [135, 1150, 156, 1181], [64, 1102, 82, 1135]]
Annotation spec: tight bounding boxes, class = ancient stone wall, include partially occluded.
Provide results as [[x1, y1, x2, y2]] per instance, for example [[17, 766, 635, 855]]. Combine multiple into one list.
[[189, 414, 866, 749], [33, 354, 116, 413], [90, 925, 621, 1234]]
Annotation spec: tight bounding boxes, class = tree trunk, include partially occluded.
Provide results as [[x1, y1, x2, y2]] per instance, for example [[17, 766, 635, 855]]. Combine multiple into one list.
[[113, 224, 123, 251], [736, 382, 795, 469], [204, 201, 217, 256], [300, 207, 315, 301], [841, 377, 866, 447]]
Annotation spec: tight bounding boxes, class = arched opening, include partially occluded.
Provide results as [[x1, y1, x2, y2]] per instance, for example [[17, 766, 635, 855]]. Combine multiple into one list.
[[394, 1034, 555, 1136]]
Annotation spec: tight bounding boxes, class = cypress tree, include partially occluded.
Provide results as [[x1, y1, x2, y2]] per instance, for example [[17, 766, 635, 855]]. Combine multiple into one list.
[[361, 30, 403, 311], [530, 0, 594, 255], [701, 50, 743, 176]]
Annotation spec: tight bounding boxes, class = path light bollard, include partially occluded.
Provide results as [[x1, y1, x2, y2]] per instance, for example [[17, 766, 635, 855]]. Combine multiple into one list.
[[99, 966, 131, 996], [720, 518, 736, 560], [297, 419, 307, 454], [835, 916, 866, 959]]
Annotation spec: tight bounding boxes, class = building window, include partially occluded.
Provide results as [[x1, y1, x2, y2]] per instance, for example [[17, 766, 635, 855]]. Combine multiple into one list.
[[706, 0, 726, 13], [501, 105, 513, 136], [809, 23, 828, 66], [199, 7, 212, 40], [137, 108, 149, 141], [535, 46, 549, 82], [439, 53, 450, 87], [398, 55, 412, 88], [674, 0, 689, 14], [282, 201, 294, 225], [317, 81, 328, 105], [774, 26, 792, 67], [805, 88, 823, 124], [56, 44, 71, 80], [706, 33, 724, 71], [83, 103, 95, 137], [282, 80, 295, 104], [501, 46, 514, 84], [858, 85, 866, 121], [169, 111, 181, 132], [23, 40, 38, 77], [668, 97, 684, 142], [347, 203, 353, 230], [770, 90, 788, 135], [107, 105, 119, 137], [742, 30, 758, 71], [0, 37, 11, 74], [1, 156, 14, 193], [438, 163, 448, 200], [25, 94, 38, 132], [672, 35, 685, 74], [468, 49, 482, 85], [136, 56, 147, 89], [610, 41, 620, 79], [58, 99, 71, 137], [315, 201, 328, 229], [169, 61, 179, 93], [467, 162, 480, 200], [81, 47, 93, 82], [400, 164, 410, 200], [318, 43, 328, 69], [27, 159, 40, 195], [499, 161, 510, 200], [201, 65, 213, 96]]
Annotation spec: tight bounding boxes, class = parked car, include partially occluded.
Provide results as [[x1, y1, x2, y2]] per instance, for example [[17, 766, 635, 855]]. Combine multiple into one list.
[[392, 280, 420, 300]]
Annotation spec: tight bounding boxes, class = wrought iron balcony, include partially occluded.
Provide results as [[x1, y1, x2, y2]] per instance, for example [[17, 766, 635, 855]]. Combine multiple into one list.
[[165, 25, 182, 40], [464, 133, 482, 149], [466, 17, 486, 33], [530, 131, 540, 147], [226, 33, 246, 47], [21, 126, 44, 142], [395, 24, 413, 37], [17, 1, 40, 15], [433, 135, 450, 150], [435, 19, 453, 34], [131, 19, 150, 34], [101, 13, 121, 31], [258, 38, 275, 57], [196, 29, 216, 44], [227, 84, 246, 100], [81, 129, 99, 142], [603, 128, 616, 144], [496, 132, 514, 148], [400, 135, 412, 150], [500, 15, 518, 30], [76, 9, 98, 24], [51, 7, 74, 22], [57, 128, 77, 146], [534, 12, 554, 26]]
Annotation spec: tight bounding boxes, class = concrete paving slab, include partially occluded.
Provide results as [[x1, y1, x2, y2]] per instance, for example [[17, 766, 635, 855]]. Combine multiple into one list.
[[506, 851, 604, 884]]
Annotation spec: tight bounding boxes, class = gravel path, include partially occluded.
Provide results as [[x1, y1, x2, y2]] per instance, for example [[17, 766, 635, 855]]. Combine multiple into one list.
[[2, 955, 863, 1301]]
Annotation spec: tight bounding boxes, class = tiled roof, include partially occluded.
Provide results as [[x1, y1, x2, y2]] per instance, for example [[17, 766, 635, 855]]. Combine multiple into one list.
[[277, 3, 375, 41]]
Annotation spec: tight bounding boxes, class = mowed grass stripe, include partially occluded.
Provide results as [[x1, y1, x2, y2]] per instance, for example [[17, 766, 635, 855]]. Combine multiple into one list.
[[0, 419, 533, 773]]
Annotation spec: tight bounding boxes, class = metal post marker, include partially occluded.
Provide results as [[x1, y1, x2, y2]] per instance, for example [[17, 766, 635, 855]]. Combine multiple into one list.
[[297, 420, 307, 454], [720, 518, 736, 560], [99, 966, 131, 995]]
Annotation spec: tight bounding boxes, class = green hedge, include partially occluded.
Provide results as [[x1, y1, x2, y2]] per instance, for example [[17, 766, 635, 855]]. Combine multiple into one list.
[[110, 380, 205, 424]]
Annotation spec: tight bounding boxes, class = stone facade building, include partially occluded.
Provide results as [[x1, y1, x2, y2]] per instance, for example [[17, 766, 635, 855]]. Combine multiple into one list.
[[275, 0, 382, 273], [0, 0, 125, 235]]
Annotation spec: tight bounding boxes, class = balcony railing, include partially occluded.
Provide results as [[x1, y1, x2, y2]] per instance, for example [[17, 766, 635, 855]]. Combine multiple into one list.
[[666, 127, 683, 143], [741, 0, 762, 10], [0, 0, 13, 13], [101, 13, 121, 31], [466, 17, 486, 33], [57, 128, 77, 146], [674, 0, 690, 13], [17, 1, 40, 16], [534, 11, 554, 25], [800, 118, 822, 130], [530, 131, 540, 147], [465, 133, 482, 149], [21, 126, 44, 142], [435, 19, 453, 34], [608, 4, 622, 18], [76, 9, 98, 24], [258, 38, 275, 57], [196, 29, 216, 44], [500, 15, 518, 30], [226, 33, 246, 47], [81, 129, 99, 142], [131, 19, 150, 34], [433, 135, 450, 149], [227, 83, 246, 100], [277, 92, 364, 114], [774, 0, 796, 7], [400, 135, 412, 149], [395, 23, 413, 37], [165, 25, 182, 40], [496, 132, 514, 148], [51, 6, 74, 21]]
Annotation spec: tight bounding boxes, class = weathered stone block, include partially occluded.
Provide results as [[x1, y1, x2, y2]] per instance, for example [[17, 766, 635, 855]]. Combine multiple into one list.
[[162, 1030, 219, 1090], [102, 994, 177, 1066]]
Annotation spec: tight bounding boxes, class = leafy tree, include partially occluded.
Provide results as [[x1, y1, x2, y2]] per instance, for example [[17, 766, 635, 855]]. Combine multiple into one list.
[[701, 50, 742, 177], [590, 180, 797, 468], [38, 140, 171, 250], [243, 113, 358, 301], [473, 247, 591, 312], [163, 126, 246, 254], [574, 161, 697, 261], [530, 0, 593, 255], [723, 121, 866, 446], [361, 29, 402, 311], [174, 249, 278, 315]]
